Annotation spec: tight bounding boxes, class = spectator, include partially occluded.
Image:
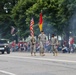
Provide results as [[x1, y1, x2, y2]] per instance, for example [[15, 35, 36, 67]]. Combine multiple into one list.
[[62, 45, 68, 53]]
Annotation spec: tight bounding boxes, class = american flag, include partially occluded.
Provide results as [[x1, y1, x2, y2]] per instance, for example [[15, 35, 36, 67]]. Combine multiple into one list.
[[30, 18, 34, 36], [11, 26, 15, 35]]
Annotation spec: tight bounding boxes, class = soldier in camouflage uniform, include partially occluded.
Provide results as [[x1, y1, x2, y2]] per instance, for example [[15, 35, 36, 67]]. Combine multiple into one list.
[[30, 35, 36, 56], [38, 31, 46, 56], [50, 34, 59, 56]]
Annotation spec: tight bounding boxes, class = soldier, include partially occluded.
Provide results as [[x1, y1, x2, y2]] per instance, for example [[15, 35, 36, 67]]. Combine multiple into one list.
[[50, 34, 58, 56], [30, 35, 36, 56], [38, 31, 46, 56]]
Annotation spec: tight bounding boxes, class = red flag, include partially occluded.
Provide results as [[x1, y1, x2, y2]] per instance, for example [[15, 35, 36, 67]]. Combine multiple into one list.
[[30, 18, 34, 36], [39, 12, 43, 31]]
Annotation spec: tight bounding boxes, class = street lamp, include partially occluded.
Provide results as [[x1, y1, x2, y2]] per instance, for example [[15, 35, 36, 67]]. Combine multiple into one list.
[[6, 10, 8, 13], [3, 7, 8, 13]]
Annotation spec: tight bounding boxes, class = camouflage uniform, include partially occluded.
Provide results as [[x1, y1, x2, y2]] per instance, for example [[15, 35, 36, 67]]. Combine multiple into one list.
[[50, 36, 58, 56], [38, 32, 46, 56], [30, 36, 36, 56]]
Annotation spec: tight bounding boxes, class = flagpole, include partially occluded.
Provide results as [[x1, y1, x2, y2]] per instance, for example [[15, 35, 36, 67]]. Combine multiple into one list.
[[30, 18, 34, 36]]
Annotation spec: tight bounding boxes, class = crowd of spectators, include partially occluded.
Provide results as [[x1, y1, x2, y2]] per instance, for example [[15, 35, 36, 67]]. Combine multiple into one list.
[[9, 37, 76, 53]]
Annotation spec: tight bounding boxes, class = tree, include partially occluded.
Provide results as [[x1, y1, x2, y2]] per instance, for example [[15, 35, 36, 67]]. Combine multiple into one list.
[[11, 0, 37, 37], [11, 0, 76, 38], [0, 0, 18, 39]]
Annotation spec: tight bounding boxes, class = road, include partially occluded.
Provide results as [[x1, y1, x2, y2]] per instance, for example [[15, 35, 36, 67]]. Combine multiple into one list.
[[0, 52, 76, 75]]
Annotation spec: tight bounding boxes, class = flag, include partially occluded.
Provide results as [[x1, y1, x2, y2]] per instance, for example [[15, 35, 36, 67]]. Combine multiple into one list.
[[39, 12, 43, 31], [30, 18, 34, 36], [11, 26, 15, 35]]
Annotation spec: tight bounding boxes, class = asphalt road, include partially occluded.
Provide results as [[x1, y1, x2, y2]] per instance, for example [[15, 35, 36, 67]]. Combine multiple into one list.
[[0, 52, 76, 75]]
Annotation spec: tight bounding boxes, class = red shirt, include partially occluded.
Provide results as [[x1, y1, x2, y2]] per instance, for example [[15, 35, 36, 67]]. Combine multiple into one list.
[[12, 41, 16, 47]]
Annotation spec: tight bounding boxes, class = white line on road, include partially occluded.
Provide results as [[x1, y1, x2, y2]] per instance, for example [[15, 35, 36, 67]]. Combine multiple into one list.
[[0, 70, 16, 75], [1, 55, 76, 63]]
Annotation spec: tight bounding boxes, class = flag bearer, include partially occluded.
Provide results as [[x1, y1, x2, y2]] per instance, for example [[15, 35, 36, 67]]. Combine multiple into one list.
[[30, 35, 36, 56], [38, 31, 46, 56]]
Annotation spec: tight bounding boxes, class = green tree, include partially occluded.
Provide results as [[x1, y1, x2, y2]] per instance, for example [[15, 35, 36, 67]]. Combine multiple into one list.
[[0, 0, 18, 39], [11, 0, 37, 37], [11, 0, 76, 38]]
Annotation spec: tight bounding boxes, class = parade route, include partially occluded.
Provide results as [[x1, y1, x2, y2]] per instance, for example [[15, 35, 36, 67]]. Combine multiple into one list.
[[0, 52, 76, 75], [1, 53, 76, 63], [0, 70, 16, 75]]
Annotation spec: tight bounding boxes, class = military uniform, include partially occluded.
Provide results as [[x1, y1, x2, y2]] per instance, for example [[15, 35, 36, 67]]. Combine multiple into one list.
[[38, 32, 46, 56], [50, 36, 58, 56], [30, 36, 36, 56]]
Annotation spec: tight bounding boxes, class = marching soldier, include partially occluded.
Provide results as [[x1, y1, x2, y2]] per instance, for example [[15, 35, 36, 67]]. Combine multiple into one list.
[[30, 35, 36, 56], [50, 34, 59, 56], [38, 31, 46, 56]]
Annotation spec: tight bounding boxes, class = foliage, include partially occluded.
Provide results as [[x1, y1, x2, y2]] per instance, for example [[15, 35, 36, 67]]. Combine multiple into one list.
[[0, 0, 76, 39], [0, 0, 18, 39]]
